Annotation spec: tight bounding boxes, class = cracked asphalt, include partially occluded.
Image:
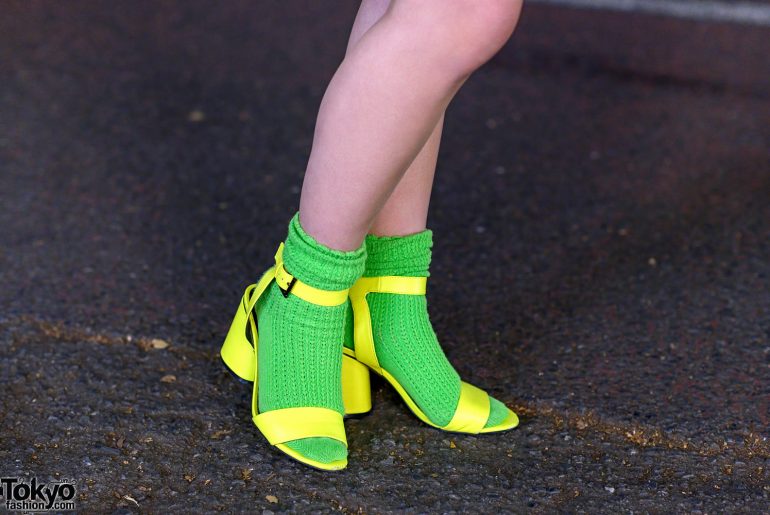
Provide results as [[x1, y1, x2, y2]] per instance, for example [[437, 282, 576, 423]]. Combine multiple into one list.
[[1, 1, 769, 512]]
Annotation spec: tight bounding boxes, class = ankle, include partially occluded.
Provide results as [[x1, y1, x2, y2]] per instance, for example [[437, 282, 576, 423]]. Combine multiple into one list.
[[283, 212, 367, 290]]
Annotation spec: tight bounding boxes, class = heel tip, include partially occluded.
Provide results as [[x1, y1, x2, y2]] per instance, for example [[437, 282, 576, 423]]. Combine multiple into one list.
[[223, 362, 252, 385], [343, 411, 372, 420]]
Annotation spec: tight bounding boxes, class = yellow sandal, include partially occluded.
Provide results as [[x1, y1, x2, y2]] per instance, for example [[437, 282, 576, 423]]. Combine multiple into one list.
[[347, 275, 519, 434], [220, 243, 371, 470]]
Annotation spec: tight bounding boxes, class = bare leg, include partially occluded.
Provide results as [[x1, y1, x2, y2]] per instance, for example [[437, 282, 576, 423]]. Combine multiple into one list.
[[345, 0, 391, 53], [299, 0, 523, 251], [369, 115, 443, 236], [345, 0, 443, 237]]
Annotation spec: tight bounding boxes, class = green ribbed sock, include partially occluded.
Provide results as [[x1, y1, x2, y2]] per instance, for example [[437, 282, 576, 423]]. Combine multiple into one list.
[[345, 230, 509, 428], [255, 212, 365, 465]]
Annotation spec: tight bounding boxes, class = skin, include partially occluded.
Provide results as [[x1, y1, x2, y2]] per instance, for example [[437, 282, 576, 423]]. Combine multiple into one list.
[[346, 0, 443, 238], [298, 0, 524, 250]]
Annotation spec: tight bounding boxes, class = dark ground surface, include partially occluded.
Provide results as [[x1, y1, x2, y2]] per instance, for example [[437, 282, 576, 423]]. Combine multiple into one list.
[[1, 1, 769, 513]]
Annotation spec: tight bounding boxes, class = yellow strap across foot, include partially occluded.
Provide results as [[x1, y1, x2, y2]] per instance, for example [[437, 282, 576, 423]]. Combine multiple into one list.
[[253, 407, 347, 446], [444, 382, 491, 433], [349, 275, 427, 372], [273, 243, 349, 306]]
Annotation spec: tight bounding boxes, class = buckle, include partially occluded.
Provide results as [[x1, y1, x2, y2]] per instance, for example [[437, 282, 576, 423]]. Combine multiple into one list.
[[279, 276, 297, 298]]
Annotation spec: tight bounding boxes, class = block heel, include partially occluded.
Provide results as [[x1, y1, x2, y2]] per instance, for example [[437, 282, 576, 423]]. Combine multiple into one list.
[[220, 283, 259, 382], [342, 349, 372, 415]]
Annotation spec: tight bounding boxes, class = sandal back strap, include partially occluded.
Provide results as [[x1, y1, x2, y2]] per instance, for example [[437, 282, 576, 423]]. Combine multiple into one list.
[[348, 275, 427, 372]]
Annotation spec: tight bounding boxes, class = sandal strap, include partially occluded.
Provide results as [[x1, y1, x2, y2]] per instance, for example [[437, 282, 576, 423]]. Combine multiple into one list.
[[273, 243, 349, 306], [253, 407, 347, 446], [349, 275, 427, 372], [351, 275, 427, 296], [242, 269, 276, 315], [444, 382, 491, 434]]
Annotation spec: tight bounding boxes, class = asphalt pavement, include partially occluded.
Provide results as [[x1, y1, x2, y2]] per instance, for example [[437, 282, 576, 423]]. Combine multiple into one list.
[[1, 1, 769, 512]]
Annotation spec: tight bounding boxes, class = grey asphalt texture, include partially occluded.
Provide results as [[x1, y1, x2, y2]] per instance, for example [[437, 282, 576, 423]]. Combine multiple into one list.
[[1, 1, 769, 513]]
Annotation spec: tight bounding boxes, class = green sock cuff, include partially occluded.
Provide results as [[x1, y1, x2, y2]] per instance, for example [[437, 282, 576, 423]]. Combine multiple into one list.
[[363, 230, 433, 277], [282, 212, 367, 291]]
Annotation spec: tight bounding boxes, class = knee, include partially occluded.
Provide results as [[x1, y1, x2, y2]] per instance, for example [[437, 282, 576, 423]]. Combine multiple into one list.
[[393, 0, 523, 78], [453, 0, 523, 72]]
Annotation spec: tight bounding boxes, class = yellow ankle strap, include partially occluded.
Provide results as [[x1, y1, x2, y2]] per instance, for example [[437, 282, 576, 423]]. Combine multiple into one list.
[[349, 275, 427, 296], [273, 243, 349, 307]]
